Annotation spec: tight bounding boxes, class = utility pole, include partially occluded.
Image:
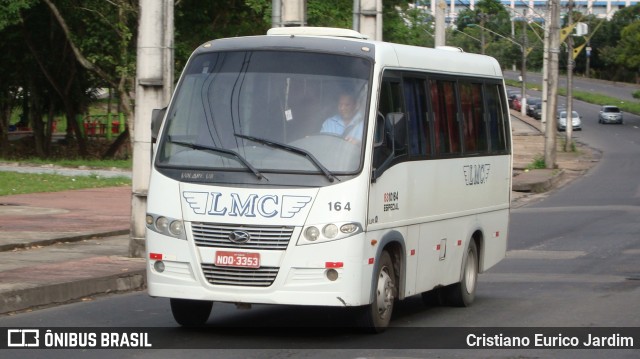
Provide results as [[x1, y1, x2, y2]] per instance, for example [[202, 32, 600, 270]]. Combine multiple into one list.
[[130, 0, 174, 257], [281, 0, 306, 26], [354, 0, 383, 40], [272, 0, 282, 27], [434, 0, 446, 47], [545, 0, 560, 169], [565, 0, 574, 152], [520, 8, 527, 117], [541, 2, 550, 133]]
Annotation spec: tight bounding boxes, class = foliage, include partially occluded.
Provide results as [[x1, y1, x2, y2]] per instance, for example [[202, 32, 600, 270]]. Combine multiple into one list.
[[307, 0, 353, 29], [615, 22, 640, 80], [588, 4, 640, 81], [174, 0, 271, 73], [0, 171, 130, 196], [526, 155, 546, 170], [0, 0, 38, 30]]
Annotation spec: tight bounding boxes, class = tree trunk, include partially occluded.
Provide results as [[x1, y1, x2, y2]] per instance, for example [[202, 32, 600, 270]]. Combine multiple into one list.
[[102, 128, 130, 159], [66, 107, 88, 157], [0, 98, 10, 157]]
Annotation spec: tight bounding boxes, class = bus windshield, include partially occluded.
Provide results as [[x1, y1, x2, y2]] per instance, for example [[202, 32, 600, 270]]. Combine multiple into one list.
[[157, 50, 371, 177]]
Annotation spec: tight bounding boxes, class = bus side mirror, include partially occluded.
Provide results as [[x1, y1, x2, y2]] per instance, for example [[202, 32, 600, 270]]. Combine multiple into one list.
[[387, 112, 406, 149], [151, 107, 166, 143], [374, 112, 386, 147], [372, 112, 405, 182]]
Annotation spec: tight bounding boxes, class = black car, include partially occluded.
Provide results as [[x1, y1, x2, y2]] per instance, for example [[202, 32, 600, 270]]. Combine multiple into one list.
[[532, 103, 543, 120], [526, 98, 542, 117]]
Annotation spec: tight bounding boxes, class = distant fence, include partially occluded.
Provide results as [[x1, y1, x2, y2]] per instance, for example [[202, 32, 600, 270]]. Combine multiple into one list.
[[8, 113, 126, 140], [78, 113, 126, 140]]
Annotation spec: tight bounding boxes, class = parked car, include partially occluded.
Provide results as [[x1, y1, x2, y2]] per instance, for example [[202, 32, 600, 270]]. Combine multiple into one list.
[[526, 97, 542, 117], [507, 90, 520, 109], [512, 95, 522, 112], [598, 105, 623, 124], [557, 110, 582, 131], [532, 103, 543, 120]]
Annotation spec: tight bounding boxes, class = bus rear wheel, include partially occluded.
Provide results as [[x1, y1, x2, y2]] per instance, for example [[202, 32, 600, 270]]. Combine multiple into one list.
[[445, 240, 478, 307], [356, 250, 396, 333], [170, 298, 213, 327]]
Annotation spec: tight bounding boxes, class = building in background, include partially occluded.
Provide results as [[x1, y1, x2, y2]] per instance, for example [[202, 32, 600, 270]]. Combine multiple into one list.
[[413, 0, 639, 25]]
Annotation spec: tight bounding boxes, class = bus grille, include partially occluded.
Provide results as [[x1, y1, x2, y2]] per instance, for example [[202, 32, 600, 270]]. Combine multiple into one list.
[[191, 223, 294, 250], [201, 264, 279, 287]]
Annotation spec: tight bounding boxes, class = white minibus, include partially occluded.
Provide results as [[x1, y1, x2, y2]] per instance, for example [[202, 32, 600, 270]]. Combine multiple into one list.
[[146, 27, 511, 332]]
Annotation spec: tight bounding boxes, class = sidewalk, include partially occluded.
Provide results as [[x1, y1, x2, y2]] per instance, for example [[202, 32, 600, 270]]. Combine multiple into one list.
[[510, 110, 599, 204], [0, 116, 598, 314], [0, 186, 145, 314]]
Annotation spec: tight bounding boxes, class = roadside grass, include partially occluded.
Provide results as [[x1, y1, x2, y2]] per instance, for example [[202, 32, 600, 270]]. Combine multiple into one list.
[[0, 158, 132, 170], [526, 155, 546, 170], [0, 171, 131, 196]]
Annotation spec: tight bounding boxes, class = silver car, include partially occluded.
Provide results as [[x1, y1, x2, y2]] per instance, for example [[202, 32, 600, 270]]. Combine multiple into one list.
[[598, 105, 623, 124], [557, 110, 582, 131]]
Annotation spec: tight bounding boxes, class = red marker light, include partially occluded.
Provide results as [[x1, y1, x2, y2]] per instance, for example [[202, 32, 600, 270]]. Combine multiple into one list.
[[325, 262, 344, 269], [150, 253, 163, 260]]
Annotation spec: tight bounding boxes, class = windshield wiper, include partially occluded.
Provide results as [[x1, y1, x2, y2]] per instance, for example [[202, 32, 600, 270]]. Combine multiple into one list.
[[234, 133, 338, 183], [168, 138, 266, 181]]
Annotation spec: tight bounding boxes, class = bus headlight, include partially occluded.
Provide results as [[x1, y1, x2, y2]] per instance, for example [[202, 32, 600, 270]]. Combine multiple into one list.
[[169, 220, 184, 237], [146, 213, 186, 240], [323, 224, 339, 239], [304, 226, 320, 241], [298, 222, 362, 245], [156, 217, 170, 232]]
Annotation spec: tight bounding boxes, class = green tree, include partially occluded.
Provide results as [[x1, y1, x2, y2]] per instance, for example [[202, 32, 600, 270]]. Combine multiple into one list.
[[590, 4, 640, 81], [615, 21, 640, 83]]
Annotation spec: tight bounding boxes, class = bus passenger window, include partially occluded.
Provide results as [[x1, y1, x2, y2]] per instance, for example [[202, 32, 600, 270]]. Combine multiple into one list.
[[430, 80, 460, 155], [486, 84, 509, 153], [403, 77, 430, 156], [459, 82, 487, 153]]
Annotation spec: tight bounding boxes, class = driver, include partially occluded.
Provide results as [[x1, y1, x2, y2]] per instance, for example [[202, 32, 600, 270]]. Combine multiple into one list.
[[320, 92, 363, 144]]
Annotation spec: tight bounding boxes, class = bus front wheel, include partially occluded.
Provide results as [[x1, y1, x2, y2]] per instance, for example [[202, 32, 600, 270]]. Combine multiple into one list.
[[357, 250, 396, 333], [446, 240, 478, 307], [170, 298, 213, 327]]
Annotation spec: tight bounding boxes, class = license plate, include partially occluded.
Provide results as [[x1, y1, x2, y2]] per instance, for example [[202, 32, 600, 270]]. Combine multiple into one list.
[[215, 251, 260, 268]]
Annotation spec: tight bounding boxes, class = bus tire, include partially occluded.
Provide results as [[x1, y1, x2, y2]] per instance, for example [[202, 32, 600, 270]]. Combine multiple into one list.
[[170, 298, 213, 327], [445, 240, 478, 307], [421, 287, 444, 306], [356, 250, 396, 333]]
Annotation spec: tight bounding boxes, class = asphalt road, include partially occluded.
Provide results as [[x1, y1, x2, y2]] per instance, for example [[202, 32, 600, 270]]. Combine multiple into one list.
[[504, 70, 640, 103], [1, 84, 639, 358]]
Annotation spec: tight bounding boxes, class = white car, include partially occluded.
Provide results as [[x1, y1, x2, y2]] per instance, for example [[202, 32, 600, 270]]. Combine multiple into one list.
[[598, 105, 623, 124], [557, 110, 582, 131]]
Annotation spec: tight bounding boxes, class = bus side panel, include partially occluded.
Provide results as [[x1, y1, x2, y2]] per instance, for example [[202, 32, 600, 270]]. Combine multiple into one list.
[[367, 156, 510, 297]]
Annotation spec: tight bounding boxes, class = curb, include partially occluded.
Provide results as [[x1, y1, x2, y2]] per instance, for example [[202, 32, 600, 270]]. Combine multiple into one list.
[[0, 229, 130, 252], [512, 169, 565, 193]]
